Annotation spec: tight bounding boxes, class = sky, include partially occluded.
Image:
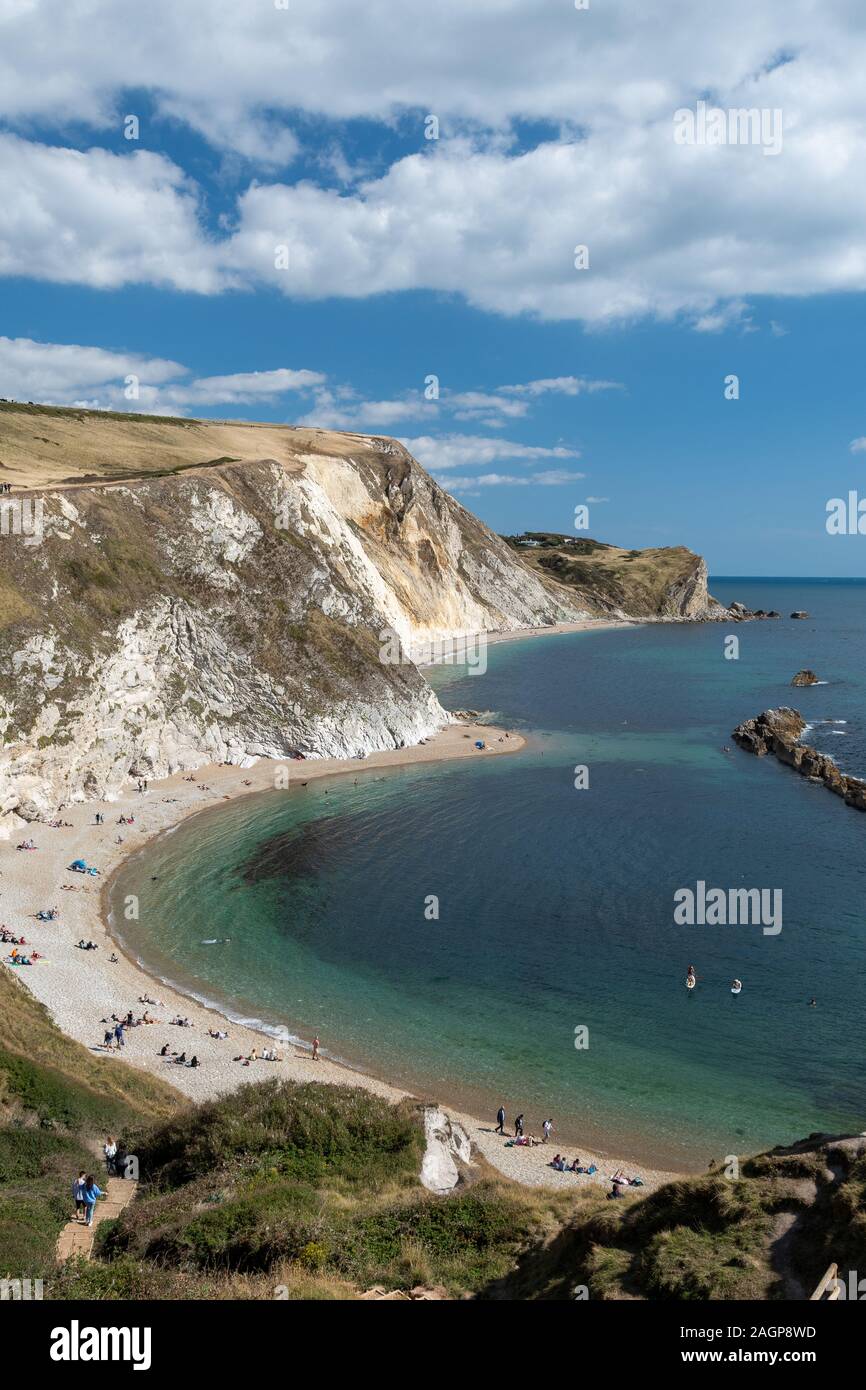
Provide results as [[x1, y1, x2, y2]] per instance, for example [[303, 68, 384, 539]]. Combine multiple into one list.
[[2, 0, 866, 575]]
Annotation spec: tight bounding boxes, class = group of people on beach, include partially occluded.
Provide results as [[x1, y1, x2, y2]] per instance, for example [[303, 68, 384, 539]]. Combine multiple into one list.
[[494, 1105, 646, 1197], [159, 1045, 199, 1067], [495, 1106, 552, 1143]]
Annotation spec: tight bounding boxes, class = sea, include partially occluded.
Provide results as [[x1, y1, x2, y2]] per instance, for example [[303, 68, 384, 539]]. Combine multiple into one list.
[[109, 579, 866, 1170]]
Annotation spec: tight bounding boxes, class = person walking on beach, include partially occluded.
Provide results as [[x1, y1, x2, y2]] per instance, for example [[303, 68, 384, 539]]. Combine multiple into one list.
[[114, 1023, 124, 1050], [81, 1175, 104, 1227], [312, 1034, 320, 1061], [72, 1171, 86, 1222], [495, 1105, 506, 1134], [514, 1113, 524, 1138], [542, 1118, 553, 1144]]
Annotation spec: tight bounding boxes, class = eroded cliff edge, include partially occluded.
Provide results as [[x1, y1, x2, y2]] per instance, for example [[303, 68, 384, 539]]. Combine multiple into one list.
[[0, 410, 724, 829]]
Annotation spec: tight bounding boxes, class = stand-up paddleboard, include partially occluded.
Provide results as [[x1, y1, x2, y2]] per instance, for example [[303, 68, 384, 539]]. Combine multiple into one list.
[[686, 975, 696, 990], [731, 979, 743, 995]]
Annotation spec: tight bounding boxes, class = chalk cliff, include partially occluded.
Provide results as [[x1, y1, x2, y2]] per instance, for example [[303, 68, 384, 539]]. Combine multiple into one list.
[[0, 415, 584, 830], [0, 407, 725, 831]]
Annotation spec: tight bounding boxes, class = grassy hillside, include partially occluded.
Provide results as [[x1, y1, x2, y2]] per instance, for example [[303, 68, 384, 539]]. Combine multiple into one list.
[[503, 533, 715, 617], [0, 968, 180, 1278], [2, 963, 864, 1301]]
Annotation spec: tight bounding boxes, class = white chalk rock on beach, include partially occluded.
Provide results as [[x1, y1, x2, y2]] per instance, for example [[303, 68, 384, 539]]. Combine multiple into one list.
[[420, 1105, 473, 1194]]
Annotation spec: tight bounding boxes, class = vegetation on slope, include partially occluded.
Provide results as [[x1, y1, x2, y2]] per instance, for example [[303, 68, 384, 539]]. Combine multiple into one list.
[[502, 532, 711, 617], [0, 969, 180, 1278], [1, 962, 864, 1301]]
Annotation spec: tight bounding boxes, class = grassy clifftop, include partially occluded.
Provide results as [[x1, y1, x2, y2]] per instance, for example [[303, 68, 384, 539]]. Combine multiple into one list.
[[504, 533, 720, 618]]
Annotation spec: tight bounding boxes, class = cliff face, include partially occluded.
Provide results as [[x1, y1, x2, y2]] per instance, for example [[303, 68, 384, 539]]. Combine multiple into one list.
[[0, 410, 725, 829], [0, 419, 584, 829], [503, 534, 726, 619]]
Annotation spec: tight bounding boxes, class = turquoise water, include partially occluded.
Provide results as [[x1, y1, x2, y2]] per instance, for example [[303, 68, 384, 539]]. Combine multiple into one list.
[[111, 580, 866, 1169]]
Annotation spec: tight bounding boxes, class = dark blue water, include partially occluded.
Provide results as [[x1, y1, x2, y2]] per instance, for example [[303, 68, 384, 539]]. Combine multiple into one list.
[[112, 580, 866, 1169]]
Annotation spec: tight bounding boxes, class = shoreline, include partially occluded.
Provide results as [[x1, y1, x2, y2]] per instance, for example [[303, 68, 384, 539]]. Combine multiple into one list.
[[2, 720, 682, 1190]]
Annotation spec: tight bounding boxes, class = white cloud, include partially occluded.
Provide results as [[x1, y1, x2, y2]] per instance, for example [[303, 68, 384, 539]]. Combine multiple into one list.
[[437, 468, 585, 493], [2, 3, 866, 327], [498, 377, 623, 397], [170, 369, 325, 407], [0, 337, 323, 413], [295, 388, 438, 431], [0, 134, 226, 293], [0, 1, 858, 149], [0, 336, 184, 403], [849, 438, 866, 453], [403, 434, 581, 472]]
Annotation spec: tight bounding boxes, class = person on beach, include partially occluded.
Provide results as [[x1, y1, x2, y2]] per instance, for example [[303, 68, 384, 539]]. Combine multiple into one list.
[[190, 1055, 199, 1068], [114, 1142, 128, 1178], [495, 1105, 506, 1134], [72, 1171, 86, 1221], [514, 1113, 524, 1138], [114, 1024, 124, 1049], [542, 1118, 553, 1143], [81, 1175, 104, 1226], [312, 1035, 320, 1061], [103, 1137, 117, 1175]]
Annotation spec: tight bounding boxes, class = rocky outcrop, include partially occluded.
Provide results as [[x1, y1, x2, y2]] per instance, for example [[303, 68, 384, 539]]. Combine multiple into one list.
[[727, 601, 781, 622], [791, 670, 821, 687], [732, 707, 866, 812], [791, 611, 810, 620], [419, 1105, 473, 1194]]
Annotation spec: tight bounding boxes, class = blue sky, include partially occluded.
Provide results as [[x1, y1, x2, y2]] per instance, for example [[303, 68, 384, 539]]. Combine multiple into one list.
[[2, 0, 866, 575]]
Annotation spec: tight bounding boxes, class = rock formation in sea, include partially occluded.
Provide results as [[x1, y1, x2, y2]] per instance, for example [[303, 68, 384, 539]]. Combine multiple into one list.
[[791, 670, 821, 686], [732, 707, 866, 812]]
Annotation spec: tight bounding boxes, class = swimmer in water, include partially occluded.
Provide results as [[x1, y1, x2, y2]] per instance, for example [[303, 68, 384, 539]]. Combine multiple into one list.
[[731, 978, 743, 993]]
